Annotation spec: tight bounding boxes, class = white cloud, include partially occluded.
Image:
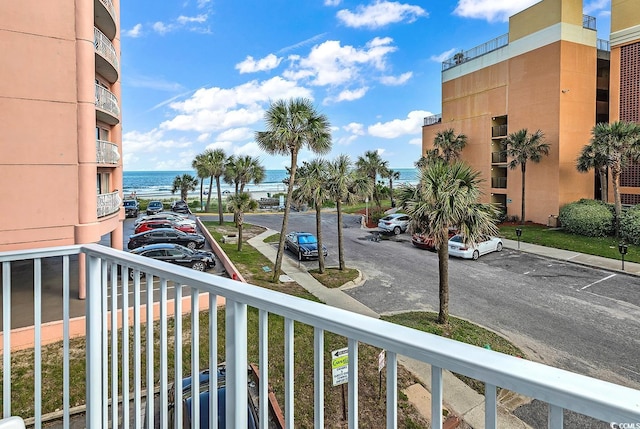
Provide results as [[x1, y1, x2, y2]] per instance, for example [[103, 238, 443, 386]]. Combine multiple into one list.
[[453, 0, 539, 23], [235, 54, 283, 74], [197, 0, 211, 7], [197, 133, 210, 142], [217, 127, 255, 141], [284, 37, 397, 87], [124, 24, 143, 38], [368, 110, 431, 138], [177, 14, 208, 24], [325, 87, 369, 104], [337, 1, 427, 29], [324, 0, 342, 5], [344, 122, 365, 135], [278, 33, 328, 54], [152, 21, 173, 35], [584, 0, 609, 15], [375, 148, 386, 155], [233, 142, 262, 157], [122, 129, 194, 169], [380, 71, 412, 85], [126, 74, 185, 92], [409, 137, 422, 145], [430, 48, 458, 63], [204, 141, 234, 152]]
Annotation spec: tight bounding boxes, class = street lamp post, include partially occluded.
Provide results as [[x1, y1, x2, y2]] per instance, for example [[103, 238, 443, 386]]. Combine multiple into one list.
[[365, 197, 369, 226], [515, 228, 522, 250], [618, 242, 628, 271]]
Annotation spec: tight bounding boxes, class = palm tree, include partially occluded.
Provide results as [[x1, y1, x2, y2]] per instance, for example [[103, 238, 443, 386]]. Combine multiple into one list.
[[576, 142, 609, 203], [201, 149, 228, 225], [386, 169, 401, 208], [585, 121, 640, 235], [356, 150, 389, 211], [432, 128, 467, 163], [326, 155, 371, 270], [192, 153, 208, 211], [235, 155, 266, 193], [398, 160, 499, 324], [293, 159, 329, 273], [224, 155, 241, 195], [255, 98, 332, 282], [505, 129, 550, 224], [226, 192, 258, 251], [171, 173, 198, 202]]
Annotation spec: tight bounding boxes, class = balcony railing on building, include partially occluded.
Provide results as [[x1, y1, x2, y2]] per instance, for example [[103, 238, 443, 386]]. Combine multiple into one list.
[[94, 27, 119, 83], [96, 140, 120, 165], [95, 84, 120, 125], [597, 38, 611, 52], [491, 151, 507, 164], [97, 0, 115, 21], [491, 176, 507, 189], [423, 113, 442, 126], [1, 244, 639, 428], [97, 191, 121, 217], [492, 124, 508, 138], [442, 33, 509, 71], [583, 14, 596, 30]]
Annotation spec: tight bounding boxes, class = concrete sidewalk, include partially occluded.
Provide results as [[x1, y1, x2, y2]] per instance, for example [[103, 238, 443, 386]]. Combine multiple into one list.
[[247, 230, 529, 429]]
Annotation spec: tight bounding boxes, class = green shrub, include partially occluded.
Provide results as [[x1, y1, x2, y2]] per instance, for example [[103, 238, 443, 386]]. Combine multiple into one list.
[[620, 205, 640, 245], [558, 199, 614, 237]]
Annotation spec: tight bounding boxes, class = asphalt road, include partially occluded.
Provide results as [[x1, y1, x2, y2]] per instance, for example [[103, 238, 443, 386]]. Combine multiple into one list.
[[240, 211, 640, 393]]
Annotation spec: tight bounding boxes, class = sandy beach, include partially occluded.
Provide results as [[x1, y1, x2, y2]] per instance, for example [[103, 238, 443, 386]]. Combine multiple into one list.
[[126, 189, 276, 202]]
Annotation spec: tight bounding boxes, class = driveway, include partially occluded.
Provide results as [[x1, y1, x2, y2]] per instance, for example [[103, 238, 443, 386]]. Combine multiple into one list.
[[241, 212, 640, 391]]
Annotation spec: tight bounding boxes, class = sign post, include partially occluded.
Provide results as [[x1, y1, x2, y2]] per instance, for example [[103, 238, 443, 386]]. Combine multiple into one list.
[[332, 347, 349, 420]]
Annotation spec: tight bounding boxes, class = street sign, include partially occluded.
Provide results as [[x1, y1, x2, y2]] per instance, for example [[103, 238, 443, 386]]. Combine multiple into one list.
[[331, 347, 349, 386]]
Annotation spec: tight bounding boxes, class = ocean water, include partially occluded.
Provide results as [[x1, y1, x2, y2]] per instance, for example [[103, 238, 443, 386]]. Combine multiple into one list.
[[123, 168, 419, 198]]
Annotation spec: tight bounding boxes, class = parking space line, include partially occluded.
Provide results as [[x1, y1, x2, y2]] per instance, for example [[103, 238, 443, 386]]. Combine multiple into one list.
[[580, 273, 616, 290]]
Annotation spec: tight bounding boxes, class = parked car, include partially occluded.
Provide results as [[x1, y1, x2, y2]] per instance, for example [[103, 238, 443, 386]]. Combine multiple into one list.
[[412, 228, 458, 250], [171, 200, 191, 214], [127, 228, 206, 250], [129, 243, 215, 273], [134, 213, 195, 227], [146, 200, 164, 215], [134, 219, 197, 235], [123, 199, 139, 218], [448, 234, 503, 260], [284, 232, 327, 260], [378, 213, 411, 235]]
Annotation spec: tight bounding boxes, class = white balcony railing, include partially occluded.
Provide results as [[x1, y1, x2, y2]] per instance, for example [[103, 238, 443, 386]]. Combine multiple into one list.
[[96, 139, 120, 165], [95, 84, 120, 119], [97, 191, 121, 217], [97, 0, 115, 22], [94, 27, 119, 72], [0, 244, 639, 428]]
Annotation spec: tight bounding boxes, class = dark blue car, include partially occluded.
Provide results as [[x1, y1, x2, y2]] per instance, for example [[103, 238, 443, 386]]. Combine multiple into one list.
[[284, 232, 328, 260]]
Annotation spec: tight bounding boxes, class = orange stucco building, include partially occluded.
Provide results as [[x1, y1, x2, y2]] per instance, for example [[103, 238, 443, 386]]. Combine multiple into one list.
[[0, 0, 123, 257], [423, 0, 640, 225]]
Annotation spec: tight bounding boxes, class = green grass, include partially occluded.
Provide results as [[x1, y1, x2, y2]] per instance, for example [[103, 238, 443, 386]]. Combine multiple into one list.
[[499, 224, 640, 263]]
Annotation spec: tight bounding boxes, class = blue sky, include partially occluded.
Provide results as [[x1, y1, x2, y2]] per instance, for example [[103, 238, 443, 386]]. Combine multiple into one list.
[[120, 0, 611, 171]]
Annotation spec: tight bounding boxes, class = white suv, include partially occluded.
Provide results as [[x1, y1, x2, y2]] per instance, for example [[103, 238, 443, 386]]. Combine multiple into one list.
[[378, 213, 411, 235]]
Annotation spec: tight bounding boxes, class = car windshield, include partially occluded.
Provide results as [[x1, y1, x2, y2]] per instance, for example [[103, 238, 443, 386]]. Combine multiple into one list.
[[149, 202, 162, 208], [450, 235, 463, 243], [299, 235, 317, 244], [124, 201, 136, 207]]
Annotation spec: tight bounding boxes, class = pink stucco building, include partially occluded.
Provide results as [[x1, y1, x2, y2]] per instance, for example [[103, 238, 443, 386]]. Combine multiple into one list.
[[0, 0, 123, 258]]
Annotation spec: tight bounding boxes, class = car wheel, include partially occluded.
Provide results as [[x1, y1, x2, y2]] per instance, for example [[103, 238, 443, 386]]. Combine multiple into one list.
[[496, 242, 503, 252], [472, 250, 479, 260], [191, 261, 206, 271], [187, 241, 196, 250], [393, 226, 401, 235]]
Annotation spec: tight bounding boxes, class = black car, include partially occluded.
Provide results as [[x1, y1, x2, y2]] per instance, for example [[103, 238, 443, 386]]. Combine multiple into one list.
[[123, 199, 139, 218], [284, 232, 328, 260], [171, 200, 191, 214], [127, 228, 206, 250], [146, 200, 164, 215], [129, 243, 215, 272]]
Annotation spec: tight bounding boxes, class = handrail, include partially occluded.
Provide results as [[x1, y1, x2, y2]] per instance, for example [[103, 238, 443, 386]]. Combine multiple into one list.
[[96, 139, 120, 164], [95, 84, 120, 119], [442, 33, 509, 71], [94, 27, 119, 72], [423, 114, 442, 126], [97, 0, 116, 22], [97, 191, 121, 217]]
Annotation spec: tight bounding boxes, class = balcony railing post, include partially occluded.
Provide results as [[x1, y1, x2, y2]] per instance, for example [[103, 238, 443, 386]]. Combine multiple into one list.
[[85, 253, 104, 428], [226, 299, 248, 428]]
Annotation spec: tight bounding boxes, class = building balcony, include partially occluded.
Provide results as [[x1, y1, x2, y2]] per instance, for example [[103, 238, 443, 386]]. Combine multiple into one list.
[[95, 84, 120, 125], [491, 176, 507, 189], [492, 124, 508, 138], [442, 33, 509, 71], [0, 244, 638, 428], [94, 27, 119, 84], [94, 0, 116, 40], [423, 113, 442, 126], [491, 151, 507, 164], [96, 139, 120, 165], [97, 190, 121, 217]]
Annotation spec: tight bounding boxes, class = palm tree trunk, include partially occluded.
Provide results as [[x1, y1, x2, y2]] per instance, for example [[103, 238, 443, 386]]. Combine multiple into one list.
[[337, 199, 345, 270], [237, 214, 243, 251], [315, 204, 325, 274], [216, 176, 223, 225], [612, 167, 622, 237], [273, 150, 298, 282], [199, 179, 203, 211], [389, 178, 394, 208], [206, 175, 214, 212], [599, 168, 608, 203], [520, 163, 526, 224], [437, 244, 449, 324]]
